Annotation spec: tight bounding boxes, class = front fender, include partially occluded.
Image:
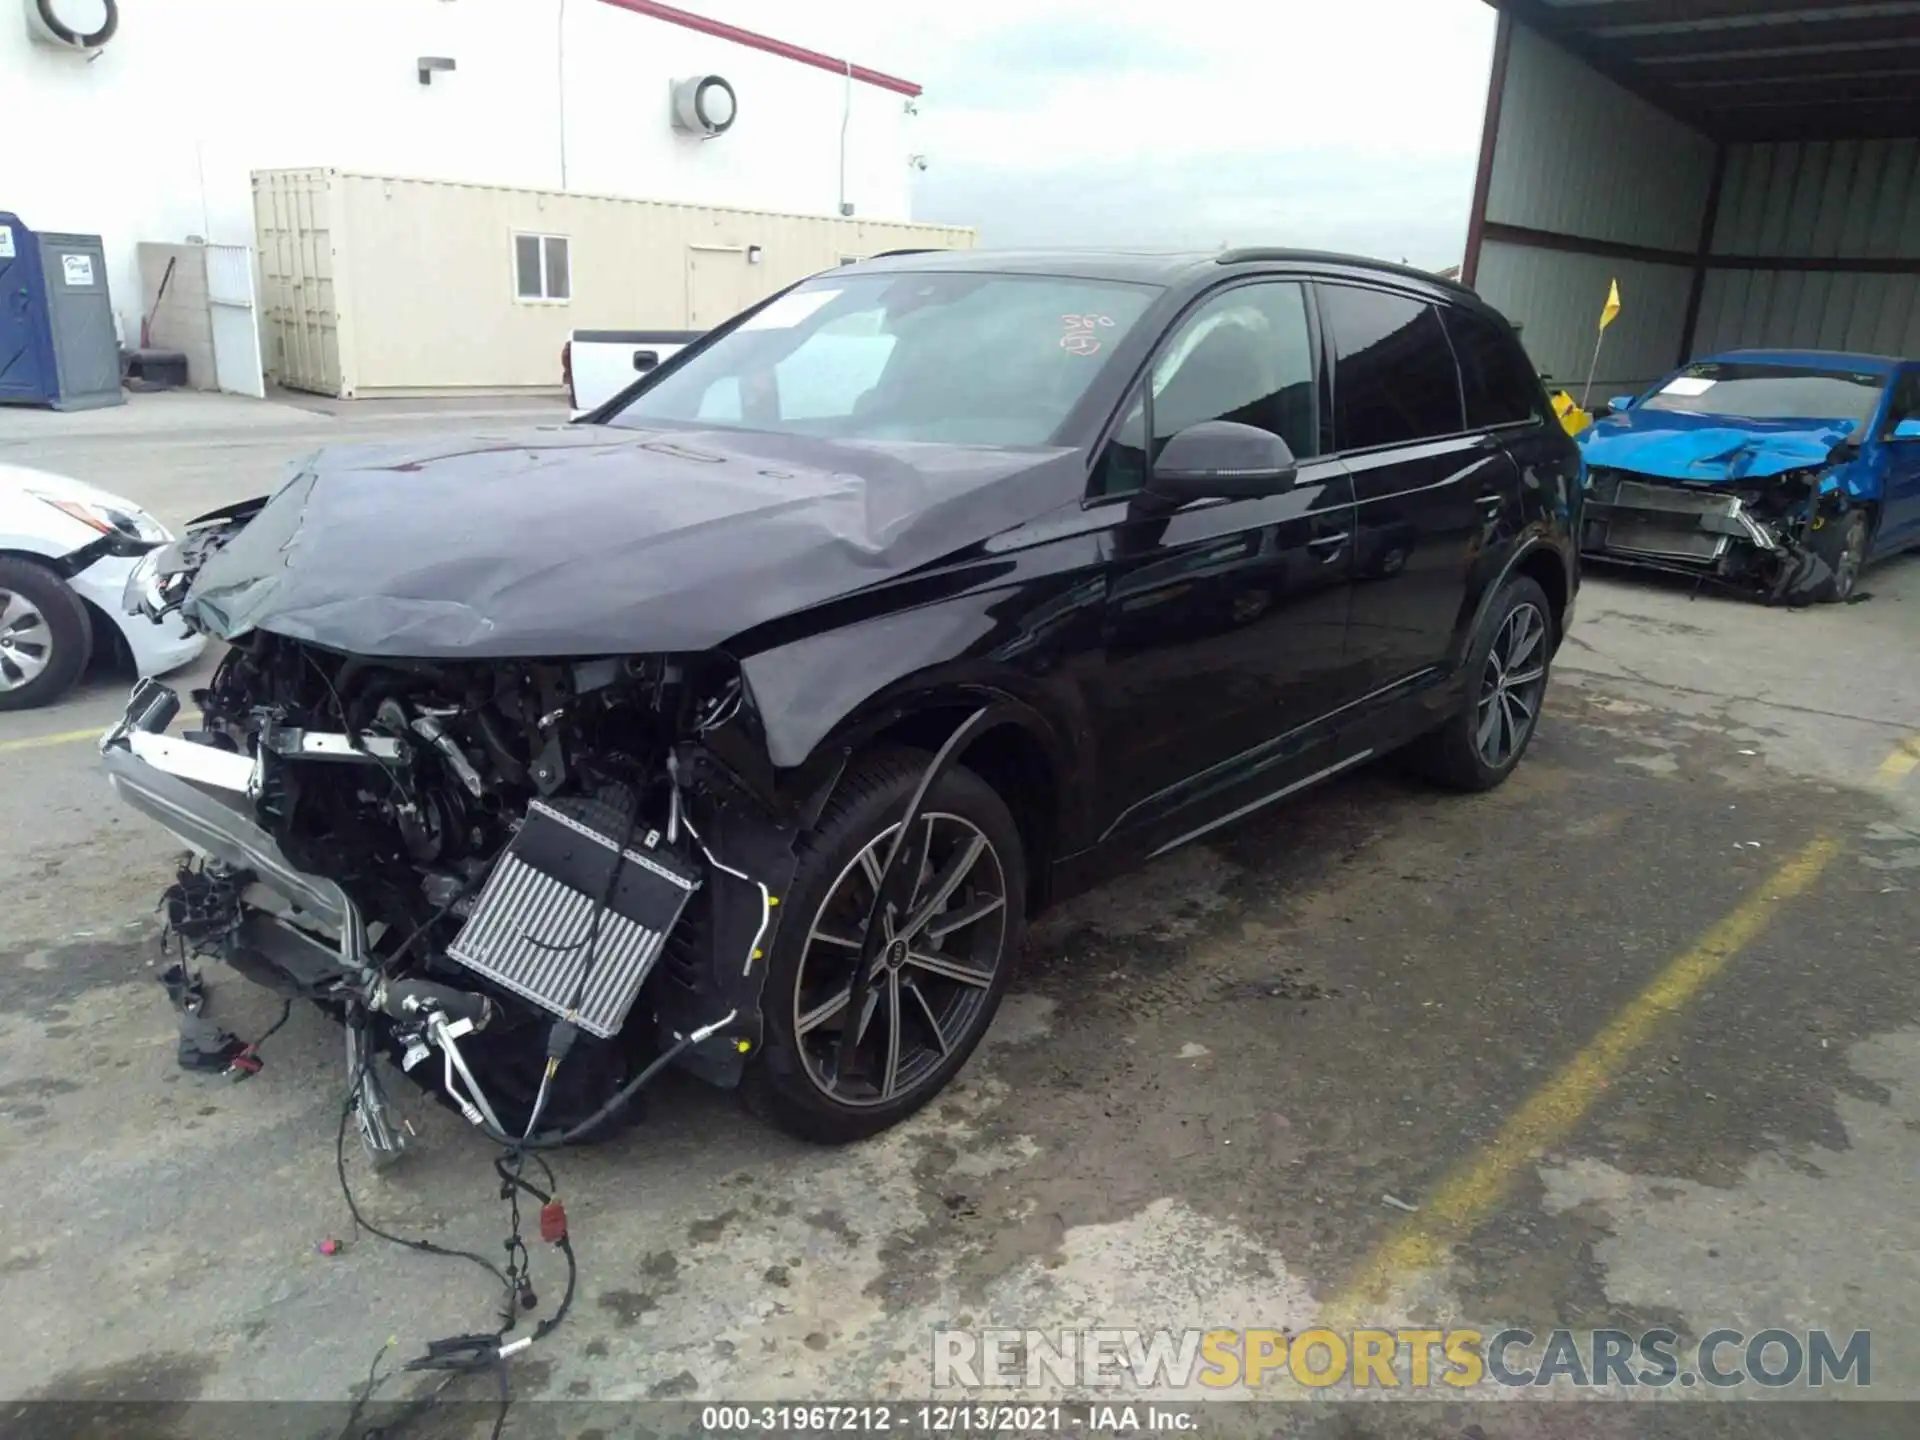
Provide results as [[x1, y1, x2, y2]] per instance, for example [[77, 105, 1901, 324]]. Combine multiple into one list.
[[740, 602, 1000, 770], [737, 598, 1097, 852], [0, 509, 100, 560], [1819, 455, 1884, 506]]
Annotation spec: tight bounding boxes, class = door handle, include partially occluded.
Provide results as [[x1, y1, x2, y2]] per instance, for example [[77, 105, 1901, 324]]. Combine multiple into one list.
[[1307, 530, 1350, 556]]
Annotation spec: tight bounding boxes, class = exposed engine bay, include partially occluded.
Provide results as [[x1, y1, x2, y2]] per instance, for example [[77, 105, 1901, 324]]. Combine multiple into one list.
[[1580, 464, 1849, 604], [106, 525, 801, 1160]]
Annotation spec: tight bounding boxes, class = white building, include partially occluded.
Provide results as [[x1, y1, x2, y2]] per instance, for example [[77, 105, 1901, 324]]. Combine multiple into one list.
[[5, 0, 946, 387]]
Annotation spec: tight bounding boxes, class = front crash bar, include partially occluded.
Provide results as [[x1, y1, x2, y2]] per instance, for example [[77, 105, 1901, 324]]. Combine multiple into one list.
[[103, 679, 405, 1160], [833, 705, 993, 1083], [98, 680, 372, 975]]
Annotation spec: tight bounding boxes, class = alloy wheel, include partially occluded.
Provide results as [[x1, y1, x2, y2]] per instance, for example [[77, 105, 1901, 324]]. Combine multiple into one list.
[[0, 589, 55, 692], [1475, 601, 1547, 768], [1833, 514, 1867, 600], [793, 812, 1009, 1107]]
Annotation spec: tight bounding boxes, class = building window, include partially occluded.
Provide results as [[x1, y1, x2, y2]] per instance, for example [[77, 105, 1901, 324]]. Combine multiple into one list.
[[514, 233, 571, 302]]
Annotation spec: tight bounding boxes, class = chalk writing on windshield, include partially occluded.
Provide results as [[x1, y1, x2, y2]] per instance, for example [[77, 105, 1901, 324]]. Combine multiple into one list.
[[1060, 313, 1116, 356]]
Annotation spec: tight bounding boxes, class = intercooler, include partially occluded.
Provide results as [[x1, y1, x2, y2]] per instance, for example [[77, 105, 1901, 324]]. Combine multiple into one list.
[[446, 799, 701, 1039], [1587, 473, 1759, 564]]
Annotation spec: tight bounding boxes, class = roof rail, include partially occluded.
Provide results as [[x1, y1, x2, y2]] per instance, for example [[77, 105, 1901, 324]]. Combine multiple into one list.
[[866, 248, 940, 260], [1215, 247, 1478, 295], [1215, 247, 1304, 265]]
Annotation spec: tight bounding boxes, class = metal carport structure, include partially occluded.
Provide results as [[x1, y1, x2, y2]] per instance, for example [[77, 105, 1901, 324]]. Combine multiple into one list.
[[1463, 0, 1920, 397]]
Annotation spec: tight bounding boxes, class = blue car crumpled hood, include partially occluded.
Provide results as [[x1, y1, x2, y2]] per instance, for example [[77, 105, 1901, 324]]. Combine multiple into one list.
[[1579, 408, 1856, 484]]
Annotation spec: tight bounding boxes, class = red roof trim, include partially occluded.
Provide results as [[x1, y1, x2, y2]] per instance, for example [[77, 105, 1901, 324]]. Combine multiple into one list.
[[597, 0, 923, 98]]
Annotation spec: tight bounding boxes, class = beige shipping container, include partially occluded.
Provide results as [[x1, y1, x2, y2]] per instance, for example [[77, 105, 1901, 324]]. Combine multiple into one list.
[[253, 169, 977, 400]]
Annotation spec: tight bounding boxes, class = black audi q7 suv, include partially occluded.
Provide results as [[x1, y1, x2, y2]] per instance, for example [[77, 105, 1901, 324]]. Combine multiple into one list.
[[104, 247, 1580, 1158]]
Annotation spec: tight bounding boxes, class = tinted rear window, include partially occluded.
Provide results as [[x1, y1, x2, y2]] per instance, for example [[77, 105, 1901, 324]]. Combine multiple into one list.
[[1443, 306, 1539, 428], [1319, 285, 1465, 450]]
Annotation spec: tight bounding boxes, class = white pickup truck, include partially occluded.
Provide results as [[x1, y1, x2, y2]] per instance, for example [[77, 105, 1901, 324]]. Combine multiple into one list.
[[562, 329, 703, 419]]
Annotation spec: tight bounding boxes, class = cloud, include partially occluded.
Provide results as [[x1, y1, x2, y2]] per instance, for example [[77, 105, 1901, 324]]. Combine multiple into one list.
[[914, 148, 1476, 270], [923, 18, 1206, 110], [720, 0, 1498, 265]]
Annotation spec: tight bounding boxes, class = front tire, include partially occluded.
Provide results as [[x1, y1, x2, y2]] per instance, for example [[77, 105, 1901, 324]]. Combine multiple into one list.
[[1402, 574, 1553, 793], [747, 747, 1026, 1144], [1809, 508, 1870, 603], [0, 558, 92, 712]]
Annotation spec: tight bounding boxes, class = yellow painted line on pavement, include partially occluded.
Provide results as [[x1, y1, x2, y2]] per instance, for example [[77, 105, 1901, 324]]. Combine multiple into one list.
[[1875, 735, 1920, 787], [0, 725, 100, 755], [1322, 829, 1840, 1326]]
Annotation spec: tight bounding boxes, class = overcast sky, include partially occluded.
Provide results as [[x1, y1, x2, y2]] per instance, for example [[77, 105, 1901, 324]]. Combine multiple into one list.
[[761, 0, 1499, 269]]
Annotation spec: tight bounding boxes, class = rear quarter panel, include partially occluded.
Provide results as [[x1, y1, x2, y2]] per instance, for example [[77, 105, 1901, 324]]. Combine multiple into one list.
[[1488, 419, 1583, 642]]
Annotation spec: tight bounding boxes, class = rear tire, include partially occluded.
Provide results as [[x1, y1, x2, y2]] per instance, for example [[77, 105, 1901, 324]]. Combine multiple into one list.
[[746, 747, 1026, 1145], [0, 557, 92, 712], [1401, 575, 1553, 793]]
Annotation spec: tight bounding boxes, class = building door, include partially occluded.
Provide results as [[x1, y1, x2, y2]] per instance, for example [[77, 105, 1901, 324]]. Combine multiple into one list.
[[685, 247, 751, 330], [206, 244, 266, 399]]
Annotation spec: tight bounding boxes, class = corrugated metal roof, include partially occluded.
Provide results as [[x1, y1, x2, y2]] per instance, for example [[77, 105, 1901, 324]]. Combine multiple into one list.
[[1491, 0, 1920, 142], [1577, 2, 1920, 41]]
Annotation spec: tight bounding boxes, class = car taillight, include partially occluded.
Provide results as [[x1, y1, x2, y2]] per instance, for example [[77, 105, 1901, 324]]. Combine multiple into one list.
[[561, 340, 574, 409]]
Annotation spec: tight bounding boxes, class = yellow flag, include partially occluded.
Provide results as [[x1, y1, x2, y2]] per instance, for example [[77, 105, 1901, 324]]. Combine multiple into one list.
[[1599, 279, 1622, 332]]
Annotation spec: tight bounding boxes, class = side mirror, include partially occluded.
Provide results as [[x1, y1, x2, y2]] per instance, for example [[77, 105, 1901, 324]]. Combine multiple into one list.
[[1147, 421, 1297, 503], [1607, 395, 1636, 415], [1892, 418, 1920, 441], [633, 349, 660, 374]]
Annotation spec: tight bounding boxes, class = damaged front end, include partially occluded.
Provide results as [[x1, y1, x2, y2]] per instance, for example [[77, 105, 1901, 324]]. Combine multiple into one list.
[[98, 415, 1087, 1159], [1579, 464, 1852, 605], [105, 559, 798, 1160]]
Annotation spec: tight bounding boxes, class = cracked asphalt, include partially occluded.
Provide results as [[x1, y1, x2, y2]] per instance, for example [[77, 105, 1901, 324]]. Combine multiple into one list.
[[2, 394, 1918, 1438]]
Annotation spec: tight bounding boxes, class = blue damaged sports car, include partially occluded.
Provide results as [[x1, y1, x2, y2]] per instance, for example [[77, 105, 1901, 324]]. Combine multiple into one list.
[[1577, 349, 1920, 603]]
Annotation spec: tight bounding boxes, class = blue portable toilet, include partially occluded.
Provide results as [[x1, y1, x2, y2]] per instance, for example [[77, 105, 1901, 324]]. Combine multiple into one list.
[[0, 212, 125, 410]]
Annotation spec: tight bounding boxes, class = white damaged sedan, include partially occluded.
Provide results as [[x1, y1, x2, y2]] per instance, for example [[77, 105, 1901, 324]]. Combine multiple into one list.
[[0, 463, 205, 710]]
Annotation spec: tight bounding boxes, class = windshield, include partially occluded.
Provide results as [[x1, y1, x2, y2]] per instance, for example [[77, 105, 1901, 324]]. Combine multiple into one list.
[[1639, 361, 1886, 425], [607, 270, 1159, 447]]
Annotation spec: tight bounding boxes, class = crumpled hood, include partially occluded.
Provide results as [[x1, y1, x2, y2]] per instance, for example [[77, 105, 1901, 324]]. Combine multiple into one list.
[[182, 423, 1079, 658], [1579, 408, 1856, 483]]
